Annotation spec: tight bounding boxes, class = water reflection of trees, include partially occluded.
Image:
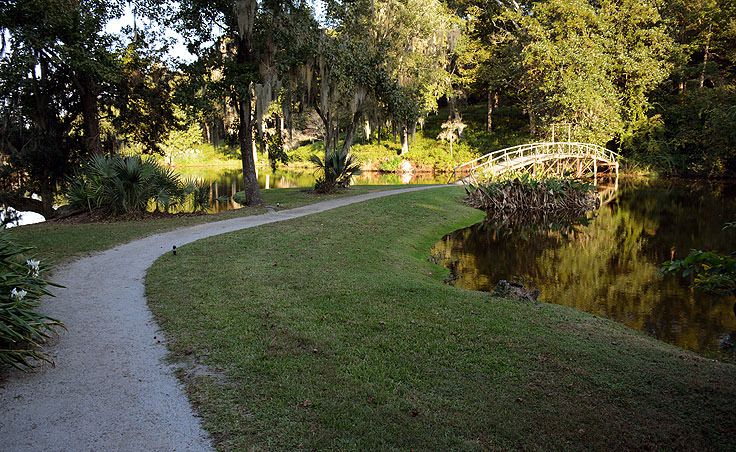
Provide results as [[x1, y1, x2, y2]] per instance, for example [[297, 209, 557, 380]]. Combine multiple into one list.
[[431, 180, 736, 354]]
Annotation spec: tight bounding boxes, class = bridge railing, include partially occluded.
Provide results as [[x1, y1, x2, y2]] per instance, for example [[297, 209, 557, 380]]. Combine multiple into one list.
[[452, 142, 620, 182]]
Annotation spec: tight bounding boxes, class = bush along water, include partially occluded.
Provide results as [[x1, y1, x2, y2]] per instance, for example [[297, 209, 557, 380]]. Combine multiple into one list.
[[464, 174, 599, 227], [310, 151, 362, 194], [66, 155, 210, 216], [0, 231, 63, 371], [660, 221, 736, 357]]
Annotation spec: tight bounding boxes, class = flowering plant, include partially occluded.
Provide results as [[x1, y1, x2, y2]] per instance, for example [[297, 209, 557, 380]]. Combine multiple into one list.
[[1, 231, 64, 371]]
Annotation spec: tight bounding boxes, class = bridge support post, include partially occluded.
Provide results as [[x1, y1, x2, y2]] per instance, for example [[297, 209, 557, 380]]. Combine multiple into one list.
[[594, 159, 597, 185], [615, 162, 619, 189]]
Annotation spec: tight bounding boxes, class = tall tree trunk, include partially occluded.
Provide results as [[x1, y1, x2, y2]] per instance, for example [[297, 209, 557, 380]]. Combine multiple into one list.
[[700, 23, 712, 89], [314, 105, 333, 161], [77, 73, 103, 155], [238, 96, 263, 205], [341, 111, 362, 155], [235, 0, 263, 205], [400, 126, 408, 155], [487, 87, 494, 133], [527, 102, 537, 136]]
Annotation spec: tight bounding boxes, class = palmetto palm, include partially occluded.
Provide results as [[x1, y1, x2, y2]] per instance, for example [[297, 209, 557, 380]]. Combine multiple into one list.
[[310, 151, 362, 193]]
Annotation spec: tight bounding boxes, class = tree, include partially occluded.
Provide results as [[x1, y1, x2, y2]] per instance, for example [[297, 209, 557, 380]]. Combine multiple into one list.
[[112, 40, 181, 155], [0, 0, 124, 218], [504, 0, 674, 144], [437, 117, 467, 156], [171, 0, 318, 205], [305, 0, 456, 158], [626, 0, 736, 176]]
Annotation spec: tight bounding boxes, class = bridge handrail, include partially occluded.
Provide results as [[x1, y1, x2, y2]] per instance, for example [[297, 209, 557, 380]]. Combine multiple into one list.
[[452, 142, 620, 181]]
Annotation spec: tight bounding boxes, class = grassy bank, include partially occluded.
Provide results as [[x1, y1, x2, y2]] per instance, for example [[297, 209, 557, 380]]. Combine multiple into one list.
[[146, 187, 736, 451], [7, 186, 404, 264]]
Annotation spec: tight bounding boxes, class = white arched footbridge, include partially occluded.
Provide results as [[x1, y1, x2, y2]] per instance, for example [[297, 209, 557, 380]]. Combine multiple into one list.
[[451, 142, 620, 184]]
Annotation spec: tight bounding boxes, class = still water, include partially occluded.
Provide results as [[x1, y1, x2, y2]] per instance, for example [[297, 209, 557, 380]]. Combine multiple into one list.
[[177, 166, 447, 212], [430, 179, 736, 355]]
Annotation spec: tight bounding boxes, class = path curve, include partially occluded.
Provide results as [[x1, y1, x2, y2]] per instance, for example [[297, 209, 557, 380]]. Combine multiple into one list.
[[0, 185, 447, 452]]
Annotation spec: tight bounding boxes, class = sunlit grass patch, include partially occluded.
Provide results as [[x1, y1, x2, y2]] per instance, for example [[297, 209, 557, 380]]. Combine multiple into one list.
[[147, 187, 736, 451]]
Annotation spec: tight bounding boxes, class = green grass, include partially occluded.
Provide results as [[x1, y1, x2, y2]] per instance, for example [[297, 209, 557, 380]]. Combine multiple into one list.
[[146, 187, 736, 451], [6, 186, 408, 264]]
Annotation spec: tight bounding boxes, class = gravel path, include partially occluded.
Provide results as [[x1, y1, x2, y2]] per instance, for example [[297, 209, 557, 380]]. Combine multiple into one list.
[[0, 185, 447, 452]]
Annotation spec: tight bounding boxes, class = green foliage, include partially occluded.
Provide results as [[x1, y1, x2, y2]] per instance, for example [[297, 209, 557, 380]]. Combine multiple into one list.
[[287, 142, 323, 165], [465, 175, 597, 215], [0, 0, 126, 217], [436, 118, 467, 156], [67, 155, 189, 215], [660, 218, 736, 355], [506, 0, 675, 144], [378, 156, 403, 172], [310, 151, 363, 193], [184, 180, 212, 213], [158, 115, 204, 166], [623, 88, 736, 176], [0, 231, 63, 371], [113, 42, 181, 155], [261, 132, 289, 172], [661, 250, 736, 299]]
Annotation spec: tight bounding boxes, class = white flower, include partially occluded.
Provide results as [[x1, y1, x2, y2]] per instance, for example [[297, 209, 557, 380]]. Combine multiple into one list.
[[10, 288, 27, 301], [26, 259, 40, 277]]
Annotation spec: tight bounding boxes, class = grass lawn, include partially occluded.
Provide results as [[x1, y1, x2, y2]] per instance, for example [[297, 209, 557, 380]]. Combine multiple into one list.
[[6, 185, 408, 264], [146, 187, 736, 451]]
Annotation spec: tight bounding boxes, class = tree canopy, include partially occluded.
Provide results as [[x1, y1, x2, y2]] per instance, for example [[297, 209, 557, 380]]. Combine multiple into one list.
[[1, 0, 735, 217]]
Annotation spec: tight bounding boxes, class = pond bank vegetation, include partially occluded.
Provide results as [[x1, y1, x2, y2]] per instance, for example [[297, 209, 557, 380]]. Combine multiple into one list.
[[464, 175, 599, 219]]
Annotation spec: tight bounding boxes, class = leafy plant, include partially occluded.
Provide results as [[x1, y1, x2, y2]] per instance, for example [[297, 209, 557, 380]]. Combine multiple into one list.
[[310, 151, 363, 193], [0, 231, 63, 371], [378, 156, 403, 172], [661, 251, 736, 300], [262, 131, 289, 172], [464, 175, 597, 215], [660, 222, 736, 356], [437, 117, 467, 156], [67, 155, 187, 215], [184, 180, 212, 212]]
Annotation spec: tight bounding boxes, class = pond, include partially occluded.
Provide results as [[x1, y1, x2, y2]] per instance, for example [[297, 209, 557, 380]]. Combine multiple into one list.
[[8, 167, 448, 226], [176, 166, 449, 212], [430, 178, 736, 356]]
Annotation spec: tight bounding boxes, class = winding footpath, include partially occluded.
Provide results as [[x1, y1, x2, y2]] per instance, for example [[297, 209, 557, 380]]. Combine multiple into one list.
[[0, 185, 446, 452]]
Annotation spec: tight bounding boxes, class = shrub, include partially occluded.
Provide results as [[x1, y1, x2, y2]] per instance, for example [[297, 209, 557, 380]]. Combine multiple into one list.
[[0, 231, 63, 371], [465, 174, 598, 215], [378, 156, 403, 172], [67, 155, 192, 215], [660, 222, 736, 356], [185, 180, 212, 212], [310, 151, 363, 193]]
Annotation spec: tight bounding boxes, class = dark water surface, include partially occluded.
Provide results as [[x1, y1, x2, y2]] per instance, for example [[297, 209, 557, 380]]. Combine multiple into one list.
[[430, 179, 736, 355], [177, 167, 448, 212]]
